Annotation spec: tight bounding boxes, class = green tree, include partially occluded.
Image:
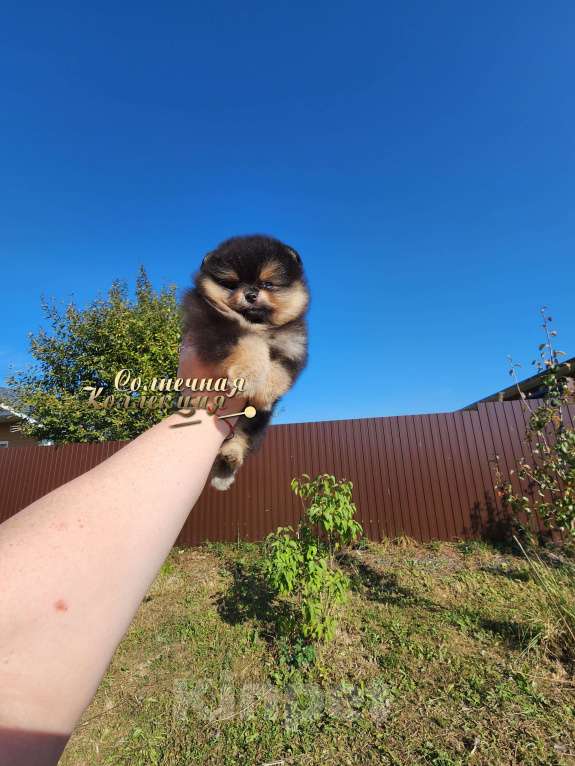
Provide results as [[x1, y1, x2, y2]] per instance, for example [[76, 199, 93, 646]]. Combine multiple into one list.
[[8, 267, 181, 442]]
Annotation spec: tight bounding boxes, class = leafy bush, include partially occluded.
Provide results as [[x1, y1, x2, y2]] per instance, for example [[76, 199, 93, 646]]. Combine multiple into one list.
[[263, 474, 363, 643], [496, 309, 575, 540]]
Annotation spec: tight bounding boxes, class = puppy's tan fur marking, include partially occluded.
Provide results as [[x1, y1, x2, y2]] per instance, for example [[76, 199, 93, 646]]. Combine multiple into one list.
[[268, 281, 309, 325], [271, 328, 307, 361], [200, 275, 228, 306], [252, 292, 273, 309], [226, 335, 270, 398], [260, 261, 284, 282], [199, 275, 268, 333], [249, 361, 293, 409], [217, 269, 239, 281], [225, 334, 296, 409]]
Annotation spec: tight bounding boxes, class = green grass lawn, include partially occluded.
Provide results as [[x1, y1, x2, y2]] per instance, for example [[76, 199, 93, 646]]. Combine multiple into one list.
[[61, 538, 575, 765]]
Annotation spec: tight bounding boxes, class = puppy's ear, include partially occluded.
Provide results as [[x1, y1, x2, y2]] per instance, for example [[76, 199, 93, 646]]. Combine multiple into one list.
[[285, 246, 302, 265], [201, 250, 214, 269]]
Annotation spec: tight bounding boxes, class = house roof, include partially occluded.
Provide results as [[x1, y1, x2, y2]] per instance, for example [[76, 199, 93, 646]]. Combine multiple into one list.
[[0, 387, 35, 423], [0, 387, 17, 421], [463, 356, 575, 410], [0, 386, 18, 405]]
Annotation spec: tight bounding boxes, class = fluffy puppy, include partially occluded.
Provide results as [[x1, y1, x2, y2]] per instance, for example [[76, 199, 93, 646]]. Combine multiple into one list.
[[181, 234, 309, 490]]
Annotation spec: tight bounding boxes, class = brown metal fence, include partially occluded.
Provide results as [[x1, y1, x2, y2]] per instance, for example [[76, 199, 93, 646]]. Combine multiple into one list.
[[1, 402, 573, 544]]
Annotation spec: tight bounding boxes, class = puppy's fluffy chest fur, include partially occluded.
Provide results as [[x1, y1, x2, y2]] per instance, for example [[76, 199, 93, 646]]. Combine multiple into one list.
[[199, 316, 308, 410]]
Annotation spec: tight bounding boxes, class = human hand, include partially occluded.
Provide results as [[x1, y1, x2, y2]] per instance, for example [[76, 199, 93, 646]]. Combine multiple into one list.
[[176, 333, 249, 427]]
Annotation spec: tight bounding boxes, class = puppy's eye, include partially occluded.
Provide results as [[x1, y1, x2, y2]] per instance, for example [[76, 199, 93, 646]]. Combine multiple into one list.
[[216, 278, 238, 290], [259, 281, 275, 290]]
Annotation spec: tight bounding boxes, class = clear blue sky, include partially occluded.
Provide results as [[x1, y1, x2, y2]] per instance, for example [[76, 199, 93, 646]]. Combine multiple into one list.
[[1, 1, 573, 424]]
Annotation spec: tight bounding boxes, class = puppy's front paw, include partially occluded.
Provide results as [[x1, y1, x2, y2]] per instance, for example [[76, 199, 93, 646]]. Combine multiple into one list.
[[226, 336, 270, 400], [226, 365, 275, 409], [246, 388, 276, 410], [245, 362, 293, 410], [227, 364, 265, 400]]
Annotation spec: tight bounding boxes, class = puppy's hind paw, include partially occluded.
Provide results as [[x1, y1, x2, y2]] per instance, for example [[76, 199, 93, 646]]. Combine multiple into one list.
[[211, 474, 236, 491], [210, 454, 238, 491]]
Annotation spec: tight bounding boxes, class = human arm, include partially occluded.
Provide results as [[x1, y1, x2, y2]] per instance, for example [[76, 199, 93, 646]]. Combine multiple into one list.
[[0, 340, 243, 764]]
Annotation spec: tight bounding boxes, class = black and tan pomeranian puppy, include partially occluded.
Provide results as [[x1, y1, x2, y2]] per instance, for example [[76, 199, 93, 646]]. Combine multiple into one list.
[[181, 234, 309, 490]]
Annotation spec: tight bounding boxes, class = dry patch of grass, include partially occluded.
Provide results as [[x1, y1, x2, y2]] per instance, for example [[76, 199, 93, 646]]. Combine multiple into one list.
[[61, 539, 575, 766]]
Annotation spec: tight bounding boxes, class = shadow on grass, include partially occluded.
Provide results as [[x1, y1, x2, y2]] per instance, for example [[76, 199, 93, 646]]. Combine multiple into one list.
[[338, 554, 441, 612], [479, 565, 531, 582], [214, 560, 295, 645], [340, 552, 539, 650], [216, 550, 541, 654], [445, 606, 542, 650]]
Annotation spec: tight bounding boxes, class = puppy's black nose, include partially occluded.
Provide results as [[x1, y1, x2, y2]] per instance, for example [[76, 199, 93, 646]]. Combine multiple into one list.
[[244, 289, 258, 304]]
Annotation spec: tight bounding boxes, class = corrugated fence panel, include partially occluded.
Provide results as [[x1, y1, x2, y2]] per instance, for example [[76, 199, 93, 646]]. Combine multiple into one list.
[[1, 403, 575, 543]]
